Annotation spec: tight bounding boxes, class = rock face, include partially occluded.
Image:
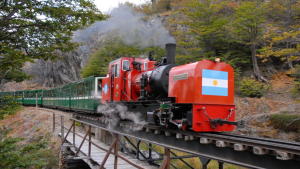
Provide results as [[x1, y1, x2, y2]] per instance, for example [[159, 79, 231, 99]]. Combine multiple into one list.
[[24, 36, 104, 87], [25, 7, 174, 87]]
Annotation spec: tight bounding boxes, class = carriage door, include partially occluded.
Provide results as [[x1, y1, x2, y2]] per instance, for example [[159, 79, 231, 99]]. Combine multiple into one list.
[[110, 65, 115, 102]]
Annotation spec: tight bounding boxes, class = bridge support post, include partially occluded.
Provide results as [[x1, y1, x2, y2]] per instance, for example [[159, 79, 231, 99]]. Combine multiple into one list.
[[199, 157, 211, 169], [73, 120, 75, 145], [137, 140, 141, 160], [99, 134, 118, 169], [219, 161, 224, 169], [53, 113, 55, 132], [148, 143, 153, 165], [114, 134, 118, 169], [61, 116, 64, 143], [35, 92, 37, 109], [88, 125, 91, 157], [159, 148, 170, 169]]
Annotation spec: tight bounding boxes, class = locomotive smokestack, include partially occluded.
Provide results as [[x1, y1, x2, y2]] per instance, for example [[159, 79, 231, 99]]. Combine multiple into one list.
[[166, 43, 176, 64]]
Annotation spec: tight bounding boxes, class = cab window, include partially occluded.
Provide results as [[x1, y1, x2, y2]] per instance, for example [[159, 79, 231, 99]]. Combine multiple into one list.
[[115, 64, 120, 78], [122, 60, 129, 70], [144, 62, 148, 71], [111, 65, 115, 75]]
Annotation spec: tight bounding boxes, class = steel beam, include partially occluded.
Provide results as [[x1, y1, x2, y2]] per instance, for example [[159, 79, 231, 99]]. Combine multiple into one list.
[[77, 117, 300, 169]]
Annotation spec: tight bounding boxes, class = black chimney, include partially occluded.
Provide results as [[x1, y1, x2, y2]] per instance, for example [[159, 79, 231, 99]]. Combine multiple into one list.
[[166, 43, 176, 64]]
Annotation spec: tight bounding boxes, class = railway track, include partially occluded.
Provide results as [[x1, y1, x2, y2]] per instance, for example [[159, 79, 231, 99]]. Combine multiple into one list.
[[71, 112, 300, 162]]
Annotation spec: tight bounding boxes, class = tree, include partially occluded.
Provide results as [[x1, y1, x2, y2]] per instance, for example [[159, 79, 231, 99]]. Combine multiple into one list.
[[259, 0, 300, 69], [185, 0, 230, 59], [0, 95, 22, 119], [81, 38, 165, 78], [259, 29, 300, 68], [231, 1, 266, 82], [0, 0, 106, 86]]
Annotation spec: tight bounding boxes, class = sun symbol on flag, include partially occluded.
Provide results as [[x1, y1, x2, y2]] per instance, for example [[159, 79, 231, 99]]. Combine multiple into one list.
[[213, 80, 218, 86]]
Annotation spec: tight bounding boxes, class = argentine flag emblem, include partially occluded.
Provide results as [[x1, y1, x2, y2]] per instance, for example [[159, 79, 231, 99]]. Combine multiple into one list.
[[202, 69, 228, 96]]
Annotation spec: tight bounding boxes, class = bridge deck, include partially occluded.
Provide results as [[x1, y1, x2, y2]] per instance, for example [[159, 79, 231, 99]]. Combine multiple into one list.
[[61, 133, 157, 169]]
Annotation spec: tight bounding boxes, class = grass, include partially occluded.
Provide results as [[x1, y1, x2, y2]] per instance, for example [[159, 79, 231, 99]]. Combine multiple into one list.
[[270, 113, 300, 132]]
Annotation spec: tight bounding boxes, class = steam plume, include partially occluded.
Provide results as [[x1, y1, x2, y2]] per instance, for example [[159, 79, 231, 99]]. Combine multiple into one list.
[[73, 4, 176, 48]]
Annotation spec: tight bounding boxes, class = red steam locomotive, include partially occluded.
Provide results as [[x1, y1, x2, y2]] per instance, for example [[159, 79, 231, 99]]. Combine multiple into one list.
[[100, 43, 244, 132]]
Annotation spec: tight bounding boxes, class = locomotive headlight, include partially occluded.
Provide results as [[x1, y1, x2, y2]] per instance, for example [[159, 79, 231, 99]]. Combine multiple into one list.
[[215, 57, 221, 63]]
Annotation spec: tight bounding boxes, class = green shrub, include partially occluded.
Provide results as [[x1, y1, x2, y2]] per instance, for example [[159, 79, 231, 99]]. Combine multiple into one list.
[[270, 114, 300, 132], [0, 127, 57, 168], [0, 96, 22, 119], [239, 78, 265, 98]]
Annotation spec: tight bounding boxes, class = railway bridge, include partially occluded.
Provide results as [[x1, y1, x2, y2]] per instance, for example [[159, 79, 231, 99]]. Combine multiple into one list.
[[45, 108, 300, 169]]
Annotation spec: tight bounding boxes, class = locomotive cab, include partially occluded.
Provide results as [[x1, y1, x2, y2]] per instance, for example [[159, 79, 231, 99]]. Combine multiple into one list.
[[101, 57, 156, 103]]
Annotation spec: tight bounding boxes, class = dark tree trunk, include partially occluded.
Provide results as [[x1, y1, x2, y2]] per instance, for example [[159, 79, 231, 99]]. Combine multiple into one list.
[[287, 42, 293, 69], [250, 44, 266, 82], [152, 0, 156, 8]]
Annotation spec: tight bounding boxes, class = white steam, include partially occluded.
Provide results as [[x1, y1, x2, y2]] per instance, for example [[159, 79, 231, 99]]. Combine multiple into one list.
[[73, 4, 176, 48], [97, 103, 148, 130]]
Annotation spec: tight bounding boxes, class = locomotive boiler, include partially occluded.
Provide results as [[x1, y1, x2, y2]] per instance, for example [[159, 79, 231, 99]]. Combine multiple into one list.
[[100, 43, 244, 132]]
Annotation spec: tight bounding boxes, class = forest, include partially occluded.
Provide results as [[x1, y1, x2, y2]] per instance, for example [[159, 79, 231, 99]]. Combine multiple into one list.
[[81, 0, 300, 98], [0, 1, 300, 168]]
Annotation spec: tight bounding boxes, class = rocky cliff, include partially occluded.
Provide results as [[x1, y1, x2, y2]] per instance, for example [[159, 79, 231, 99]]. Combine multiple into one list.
[[24, 5, 174, 88]]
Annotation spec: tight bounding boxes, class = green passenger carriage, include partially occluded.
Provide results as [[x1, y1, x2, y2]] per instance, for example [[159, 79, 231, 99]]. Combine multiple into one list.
[[0, 76, 106, 113], [23, 90, 43, 105], [70, 76, 104, 112]]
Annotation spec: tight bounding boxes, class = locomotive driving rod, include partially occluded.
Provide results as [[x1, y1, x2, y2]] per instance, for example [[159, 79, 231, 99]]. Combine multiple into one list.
[[210, 118, 245, 129]]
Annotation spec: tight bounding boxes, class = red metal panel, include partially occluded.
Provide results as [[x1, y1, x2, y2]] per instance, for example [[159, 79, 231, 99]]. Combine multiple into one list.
[[192, 104, 235, 132], [101, 77, 110, 104], [168, 62, 197, 103], [168, 60, 234, 105], [123, 71, 132, 101]]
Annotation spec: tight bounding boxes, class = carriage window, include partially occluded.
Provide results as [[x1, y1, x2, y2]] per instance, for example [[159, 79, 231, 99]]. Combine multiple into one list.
[[73, 84, 77, 96], [111, 65, 115, 75], [59, 89, 62, 98], [115, 64, 120, 78], [63, 88, 65, 97], [144, 62, 148, 71], [79, 83, 83, 96], [91, 79, 95, 95], [122, 60, 129, 70], [85, 81, 89, 96], [65, 87, 67, 97]]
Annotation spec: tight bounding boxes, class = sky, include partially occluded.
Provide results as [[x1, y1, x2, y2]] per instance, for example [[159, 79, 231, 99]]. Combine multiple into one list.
[[95, 0, 147, 13]]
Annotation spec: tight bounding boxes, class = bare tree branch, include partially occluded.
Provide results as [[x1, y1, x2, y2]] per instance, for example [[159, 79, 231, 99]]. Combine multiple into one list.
[[2, 0, 28, 21], [0, 67, 12, 84], [0, 0, 8, 10]]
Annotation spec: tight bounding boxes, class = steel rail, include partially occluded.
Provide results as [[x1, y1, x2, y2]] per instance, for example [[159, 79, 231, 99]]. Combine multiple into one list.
[[143, 125, 300, 155], [76, 113, 300, 155]]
